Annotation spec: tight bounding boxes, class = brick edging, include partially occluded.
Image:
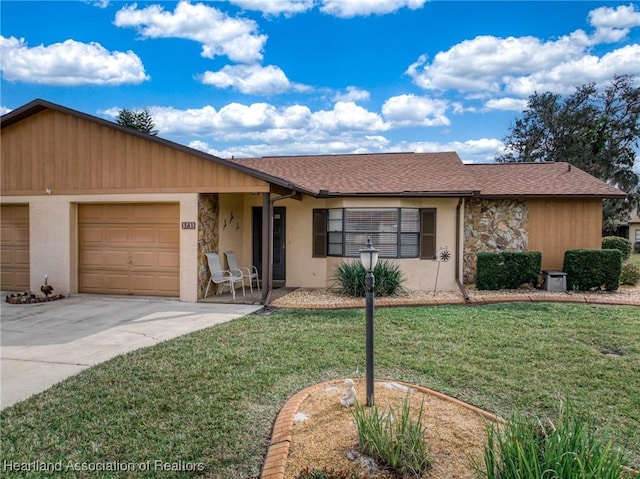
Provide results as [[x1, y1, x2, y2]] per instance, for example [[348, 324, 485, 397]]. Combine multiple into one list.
[[273, 295, 640, 310], [260, 379, 502, 479]]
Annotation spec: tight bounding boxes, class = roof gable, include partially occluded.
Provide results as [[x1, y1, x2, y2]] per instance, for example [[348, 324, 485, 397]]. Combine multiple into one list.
[[1, 99, 287, 195]]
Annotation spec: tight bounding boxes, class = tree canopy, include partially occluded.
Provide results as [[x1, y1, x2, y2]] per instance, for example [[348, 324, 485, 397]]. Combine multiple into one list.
[[116, 108, 158, 136], [496, 74, 640, 234]]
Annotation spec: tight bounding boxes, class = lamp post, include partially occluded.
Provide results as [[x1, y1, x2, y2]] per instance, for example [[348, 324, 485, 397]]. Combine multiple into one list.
[[359, 236, 379, 407]]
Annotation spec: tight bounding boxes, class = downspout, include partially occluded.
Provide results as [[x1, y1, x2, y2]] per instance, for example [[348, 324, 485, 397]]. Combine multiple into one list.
[[456, 198, 470, 302], [263, 189, 297, 307]]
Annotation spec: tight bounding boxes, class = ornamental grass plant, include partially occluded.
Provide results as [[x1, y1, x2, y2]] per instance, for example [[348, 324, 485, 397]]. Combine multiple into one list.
[[476, 399, 627, 479], [352, 398, 430, 477], [333, 259, 405, 297]]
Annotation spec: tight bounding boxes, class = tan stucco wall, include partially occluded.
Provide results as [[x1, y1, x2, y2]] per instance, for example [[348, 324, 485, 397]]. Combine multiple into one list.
[[630, 223, 640, 249], [239, 195, 461, 291], [218, 193, 249, 269], [1, 193, 200, 302]]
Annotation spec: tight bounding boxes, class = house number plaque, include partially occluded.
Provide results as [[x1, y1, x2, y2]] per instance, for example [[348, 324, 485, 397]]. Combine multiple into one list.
[[181, 222, 196, 230]]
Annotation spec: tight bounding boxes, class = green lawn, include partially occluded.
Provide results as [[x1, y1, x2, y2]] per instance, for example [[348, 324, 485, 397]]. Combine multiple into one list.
[[1, 303, 639, 478], [629, 253, 640, 266]]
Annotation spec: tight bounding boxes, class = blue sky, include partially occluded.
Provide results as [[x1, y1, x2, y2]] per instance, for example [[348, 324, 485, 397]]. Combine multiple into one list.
[[2, 1, 640, 163]]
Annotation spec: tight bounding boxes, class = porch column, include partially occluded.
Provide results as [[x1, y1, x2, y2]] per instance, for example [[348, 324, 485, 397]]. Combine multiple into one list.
[[261, 193, 271, 304]]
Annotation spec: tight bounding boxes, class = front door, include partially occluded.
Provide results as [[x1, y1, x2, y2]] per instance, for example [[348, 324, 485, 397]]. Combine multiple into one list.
[[252, 206, 286, 281]]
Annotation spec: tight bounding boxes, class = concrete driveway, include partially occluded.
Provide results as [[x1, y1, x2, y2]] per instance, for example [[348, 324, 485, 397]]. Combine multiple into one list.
[[0, 294, 262, 409]]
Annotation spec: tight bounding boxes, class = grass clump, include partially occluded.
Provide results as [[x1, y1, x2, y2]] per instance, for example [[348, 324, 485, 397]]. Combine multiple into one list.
[[352, 398, 429, 477], [296, 467, 371, 479], [333, 259, 405, 297], [477, 400, 626, 479]]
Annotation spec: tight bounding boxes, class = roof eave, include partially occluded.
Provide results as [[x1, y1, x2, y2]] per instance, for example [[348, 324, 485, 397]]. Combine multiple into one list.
[[316, 190, 478, 198], [475, 193, 627, 199]]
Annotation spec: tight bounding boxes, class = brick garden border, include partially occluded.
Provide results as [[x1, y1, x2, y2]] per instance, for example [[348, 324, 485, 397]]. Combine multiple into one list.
[[260, 379, 503, 479]]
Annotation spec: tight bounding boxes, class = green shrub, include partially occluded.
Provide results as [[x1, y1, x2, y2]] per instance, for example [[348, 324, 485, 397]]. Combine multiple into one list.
[[475, 400, 625, 479], [563, 249, 622, 291], [602, 236, 632, 261], [333, 260, 405, 297], [620, 261, 640, 286], [352, 399, 430, 477], [476, 251, 542, 290]]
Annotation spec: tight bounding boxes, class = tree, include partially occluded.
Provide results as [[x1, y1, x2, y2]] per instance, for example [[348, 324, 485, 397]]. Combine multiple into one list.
[[116, 108, 158, 136], [497, 74, 640, 234]]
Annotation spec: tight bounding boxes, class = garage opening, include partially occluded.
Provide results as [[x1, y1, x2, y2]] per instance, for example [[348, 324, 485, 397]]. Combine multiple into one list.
[[1, 204, 30, 291], [78, 203, 179, 296]]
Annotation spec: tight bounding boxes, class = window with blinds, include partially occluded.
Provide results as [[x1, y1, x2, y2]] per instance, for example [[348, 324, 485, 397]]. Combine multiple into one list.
[[312, 207, 435, 259]]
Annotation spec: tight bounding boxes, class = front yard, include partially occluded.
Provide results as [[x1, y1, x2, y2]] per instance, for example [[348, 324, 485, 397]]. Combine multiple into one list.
[[1, 303, 638, 478]]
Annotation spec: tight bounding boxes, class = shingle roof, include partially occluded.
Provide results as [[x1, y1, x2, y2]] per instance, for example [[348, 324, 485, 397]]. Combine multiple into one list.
[[466, 162, 625, 198], [231, 153, 626, 198], [231, 152, 478, 196], [1, 99, 627, 199]]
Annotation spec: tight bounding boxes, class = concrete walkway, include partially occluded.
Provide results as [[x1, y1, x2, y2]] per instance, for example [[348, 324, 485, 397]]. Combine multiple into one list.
[[0, 294, 262, 409]]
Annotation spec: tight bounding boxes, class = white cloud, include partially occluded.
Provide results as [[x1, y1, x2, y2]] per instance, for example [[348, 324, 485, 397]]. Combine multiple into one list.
[[406, 4, 640, 99], [506, 44, 640, 96], [320, 0, 426, 18], [189, 134, 391, 158], [0, 36, 149, 85], [102, 98, 497, 162], [404, 138, 505, 163], [86, 0, 110, 8], [334, 86, 371, 103], [108, 100, 389, 144], [114, 1, 266, 63], [589, 4, 640, 30], [0, 105, 12, 115], [200, 64, 308, 95], [381, 94, 450, 126], [189, 134, 503, 163], [229, 0, 314, 17], [310, 101, 387, 132], [406, 32, 591, 94], [483, 97, 528, 112]]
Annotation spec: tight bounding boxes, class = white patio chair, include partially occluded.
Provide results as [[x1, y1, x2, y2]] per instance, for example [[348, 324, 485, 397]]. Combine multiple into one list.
[[204, 252, 245, 300], [224, 251, 260, 293]]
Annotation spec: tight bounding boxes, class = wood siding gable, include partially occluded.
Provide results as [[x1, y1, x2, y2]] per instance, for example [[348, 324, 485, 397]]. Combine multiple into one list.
[[1, 109, 269, 196]]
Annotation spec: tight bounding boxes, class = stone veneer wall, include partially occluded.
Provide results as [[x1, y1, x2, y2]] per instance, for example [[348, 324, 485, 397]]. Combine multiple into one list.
[[463, 198, 528, 284], [198, 193, 219, 299]]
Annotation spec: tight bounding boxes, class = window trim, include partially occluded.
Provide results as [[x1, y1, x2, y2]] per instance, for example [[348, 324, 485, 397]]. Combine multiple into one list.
[[312, 207, 437, 260], [420, 208, 437, 259], [312, 209, 327, 258]]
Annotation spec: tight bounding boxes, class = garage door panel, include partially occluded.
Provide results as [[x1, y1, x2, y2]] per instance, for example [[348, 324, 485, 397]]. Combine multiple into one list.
[[158, 251, 180, 268], [78, 203, 179, 297], [1, 225, 28, 243], [1, 205, 30, 291], [131, 227, 156, 244], [129, 274, 156, 294], [158, 276, 180, 294], [15, 249, 30, 265], [158, 227, 179, 244], [106, 227, 130, 243], [104, 250, 132, 267], [80, 250, 104, 267], [79, 226, 104, 243], [131, 251, 157, 267]]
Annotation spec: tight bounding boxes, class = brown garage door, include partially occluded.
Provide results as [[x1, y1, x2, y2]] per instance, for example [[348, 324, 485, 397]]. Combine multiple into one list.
[[79, 203, 180, 296], [1, 204, 30, 291]]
